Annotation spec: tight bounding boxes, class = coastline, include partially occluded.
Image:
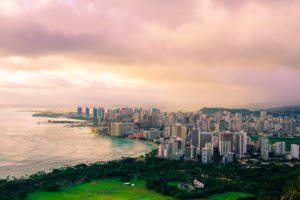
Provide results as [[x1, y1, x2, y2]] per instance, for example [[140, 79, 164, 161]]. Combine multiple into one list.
[[94, 134, 158, 158], [33, 111, 158, 155], [0, 111, 156, 179]]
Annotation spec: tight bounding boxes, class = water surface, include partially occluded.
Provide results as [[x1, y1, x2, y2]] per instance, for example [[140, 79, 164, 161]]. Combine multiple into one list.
[[0, 109, 154, 179]]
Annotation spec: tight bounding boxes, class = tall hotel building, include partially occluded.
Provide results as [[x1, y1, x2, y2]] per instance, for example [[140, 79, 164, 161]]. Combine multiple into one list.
[[218, 132, 234, 156], [291, 144, 299, 159], [260, 136, 269, 160]]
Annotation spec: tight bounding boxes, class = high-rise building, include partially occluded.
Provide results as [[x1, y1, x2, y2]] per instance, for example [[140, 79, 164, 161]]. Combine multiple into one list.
[[206, 118, 212, 131], [172, 123, 187, 143], [202, 142, 213, 163], [289, 120, 296, 136], [260, 136, 269, 160], [274, 142, 285, 156], [134, 112, 142, 123], [222, 152, 234, 163], [197, 119, 206, 132], [256, 119, 265, 133], [148, 128, 161, 140], [218, 132, 234, 155], [85, 107, 90, 117], [151, 110, 160, 127], [221, 141, 232, 156], [181, 125, 188, 143], [77, 107, 83, 115], [92, 117, 101, 127], [234, 113, 242, 132], [215, 120, 227, 132], [99, 108, 105, 119], [199, 132, 213, 153], [158, 138, 183, 160], [185, 145, 197, 160], [163, 127, 171, 137], [234, 131, 247, 158], [190, 128, 200, 148], [110, 123, 134, 136], [93, 108, 99, 118], [173, 123, 182, 137], [291, 144, 299, 159]]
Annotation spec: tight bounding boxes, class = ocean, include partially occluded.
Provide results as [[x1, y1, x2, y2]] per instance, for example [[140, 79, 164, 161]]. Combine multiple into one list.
[[0, 108, 154, 179]]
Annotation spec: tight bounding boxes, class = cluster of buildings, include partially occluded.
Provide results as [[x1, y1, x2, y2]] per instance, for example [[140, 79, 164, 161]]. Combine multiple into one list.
[[259, 137, 299, 160], [76, 107, 300, 163]]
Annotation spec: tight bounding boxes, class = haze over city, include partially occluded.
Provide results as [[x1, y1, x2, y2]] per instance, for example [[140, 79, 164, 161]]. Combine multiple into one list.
[[1, 0, 300, 109]]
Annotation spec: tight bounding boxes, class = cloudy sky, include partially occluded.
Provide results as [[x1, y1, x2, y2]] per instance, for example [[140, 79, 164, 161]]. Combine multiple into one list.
[[1, 0, 300, 110]]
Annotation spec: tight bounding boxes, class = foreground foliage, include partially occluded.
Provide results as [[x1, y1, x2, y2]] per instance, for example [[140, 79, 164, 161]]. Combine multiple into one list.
[[0, 150, 299, 200]]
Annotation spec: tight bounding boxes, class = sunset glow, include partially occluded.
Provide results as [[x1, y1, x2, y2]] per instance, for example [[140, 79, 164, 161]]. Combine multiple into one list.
[[1, 0, 300, 109]]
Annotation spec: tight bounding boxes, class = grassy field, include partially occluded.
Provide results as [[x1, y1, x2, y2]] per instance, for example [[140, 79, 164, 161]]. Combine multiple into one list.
[[167, 181, 180, 187], [27, 178, 173, 200], [206, 191, 254, 200]]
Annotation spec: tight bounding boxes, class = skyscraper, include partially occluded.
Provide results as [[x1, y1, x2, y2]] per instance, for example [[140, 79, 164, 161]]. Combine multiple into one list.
[[291, 144, 299, 159], [218, 132, 234, 156], [93, 108, 99, 118], [256, 119, 265, 133], [85, 107, 90, 118], [159, 138, 183, 160], [173, 123, 182, 137], [77, 107, 83, 115], [234, 113, 242, 131], [202, 146, 213, 164], [190, 128, 199, 148], [260, 136, 269, 160], [92, 117, 101, 127], [199, 132, 213, 154], [221, 141, 232, 156], [110, 122, 134, 136], [185, 145, 197, 160], [234, 131, 247, 158], [180, 125, 188, 143], [99, 108, 105, 119], [274, 142, 285, 156]]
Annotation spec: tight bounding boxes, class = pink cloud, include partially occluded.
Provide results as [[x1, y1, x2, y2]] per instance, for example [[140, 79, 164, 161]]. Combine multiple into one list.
[[0, 0, 300, 108]]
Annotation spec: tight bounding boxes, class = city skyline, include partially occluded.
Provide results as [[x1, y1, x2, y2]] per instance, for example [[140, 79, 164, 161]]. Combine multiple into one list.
[[1, 0, 300, 109]]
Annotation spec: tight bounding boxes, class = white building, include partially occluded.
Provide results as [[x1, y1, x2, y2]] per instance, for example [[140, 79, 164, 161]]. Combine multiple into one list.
[[158, 138, 183, 160], [260, 136, 269, 160], [110, 122, 134, 136], [274, 142, 285, 156], [193, 179, 205, 188], [202, 146, 213, 164], [291, 144, 299, 159]]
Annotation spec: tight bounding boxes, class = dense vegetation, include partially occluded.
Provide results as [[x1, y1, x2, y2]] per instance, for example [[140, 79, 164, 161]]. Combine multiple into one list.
[[200, 105, 300, 119], [0, 150, 299, 200], [200, 107, 256, 115], [266, 105, 300, 118]]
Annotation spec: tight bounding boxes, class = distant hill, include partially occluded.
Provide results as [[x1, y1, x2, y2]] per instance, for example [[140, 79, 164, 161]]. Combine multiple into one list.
[[265, 105, 300, 117], [199, 105, 300, 117], [199, 107, 255, 115]]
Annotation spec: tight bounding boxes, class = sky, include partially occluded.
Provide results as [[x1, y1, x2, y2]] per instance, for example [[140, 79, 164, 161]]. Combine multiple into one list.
[[1, 0, 300, 110]]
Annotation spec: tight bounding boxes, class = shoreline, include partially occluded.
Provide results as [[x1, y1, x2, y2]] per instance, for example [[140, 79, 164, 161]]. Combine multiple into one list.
[[0, 136, 156, 180], [33, 111, 158, 154], [94, 134, 158, 158], [0, 111, 156, 179]]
